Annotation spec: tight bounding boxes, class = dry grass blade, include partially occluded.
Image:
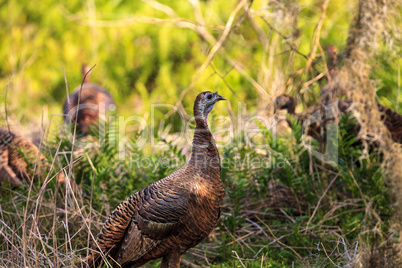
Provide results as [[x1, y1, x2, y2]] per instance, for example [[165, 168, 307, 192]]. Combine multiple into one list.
[[306, 173, 340, 229], [397, 65, 400, 113], [251, 10, 308, 61], [255, 215, 302, 260], [63, 10, 223, 30], [321, 242, 337, 267], [62, 67, 70, 105], [304, 0, 330, 72], [4, 75, 14, 134], [165, 0, 249, 119], [232, 250, 246, 268]]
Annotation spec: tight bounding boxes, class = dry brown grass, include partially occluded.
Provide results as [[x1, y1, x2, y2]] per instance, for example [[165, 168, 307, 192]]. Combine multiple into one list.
[[1, 0, 401, 267]]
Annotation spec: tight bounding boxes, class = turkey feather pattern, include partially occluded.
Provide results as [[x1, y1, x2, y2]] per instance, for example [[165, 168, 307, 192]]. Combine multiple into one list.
[[82, 91, 226, 268]]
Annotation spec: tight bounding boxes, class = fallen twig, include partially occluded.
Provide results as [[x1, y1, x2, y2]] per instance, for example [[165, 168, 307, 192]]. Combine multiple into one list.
[[306, 173, 340, 229], [255, 215, 302, 260]]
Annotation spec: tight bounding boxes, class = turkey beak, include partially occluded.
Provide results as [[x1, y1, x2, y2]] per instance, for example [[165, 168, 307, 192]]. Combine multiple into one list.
[[214, 92, 227, 101]]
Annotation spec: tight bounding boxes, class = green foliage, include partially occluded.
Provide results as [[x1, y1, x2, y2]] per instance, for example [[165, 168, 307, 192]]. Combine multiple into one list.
[[0, 0, 400, 267], [1, 0, 400, 125], [0, 112, 396, 266]]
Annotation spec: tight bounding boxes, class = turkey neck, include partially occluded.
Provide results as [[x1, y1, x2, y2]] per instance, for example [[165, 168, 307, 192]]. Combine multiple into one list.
[[189, 106, 221, 177]]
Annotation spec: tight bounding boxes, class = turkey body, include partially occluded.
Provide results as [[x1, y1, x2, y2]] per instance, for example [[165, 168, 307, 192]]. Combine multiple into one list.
[[111, 166, 223, 267], [0, 128, 45, 187], [318, 45, 402, 142], [83, 91, 226, 268], [273, 94, 296, 135], [275, 95, 402, 143], [63, 65, 115, 135], [377, 104, 402, 143]]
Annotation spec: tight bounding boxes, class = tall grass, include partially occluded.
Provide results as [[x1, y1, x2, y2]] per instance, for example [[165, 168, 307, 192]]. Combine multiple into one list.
[[0, 0, 401, 267], [0, 113, 398, 267]]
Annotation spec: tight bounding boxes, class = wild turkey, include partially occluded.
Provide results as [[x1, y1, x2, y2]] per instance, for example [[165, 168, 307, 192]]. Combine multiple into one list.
[[82, 91, 226, 268], [376, 105, 402, 143], [315, 99, 402, 144], [63, 64, 115, 135], [319, 45, 402, 142], [273, 95, 295, 136], [0, 128, 63, 187], [274, 94, 352, 139], [275, 94, 402, 143]]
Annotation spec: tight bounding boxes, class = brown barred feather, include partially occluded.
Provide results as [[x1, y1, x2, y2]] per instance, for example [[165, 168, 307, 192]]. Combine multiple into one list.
[[63, 65, 115, 135], [377, 104, 402, 143], [82, 92, 226, 268], [0, 128, 60, 187]]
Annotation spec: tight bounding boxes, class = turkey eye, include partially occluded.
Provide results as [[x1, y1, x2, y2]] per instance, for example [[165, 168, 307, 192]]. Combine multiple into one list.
[[206, 94, 212, 100]]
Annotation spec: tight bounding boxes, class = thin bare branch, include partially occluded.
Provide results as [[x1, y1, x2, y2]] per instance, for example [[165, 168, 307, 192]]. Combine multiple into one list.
[[303, 0, 331, 75], [306, 173, 340, 229], [255, 215, 302, 260], [251, 10, 308, 61], [63, 67, 70, 105], [165, 0, 248, 119]]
